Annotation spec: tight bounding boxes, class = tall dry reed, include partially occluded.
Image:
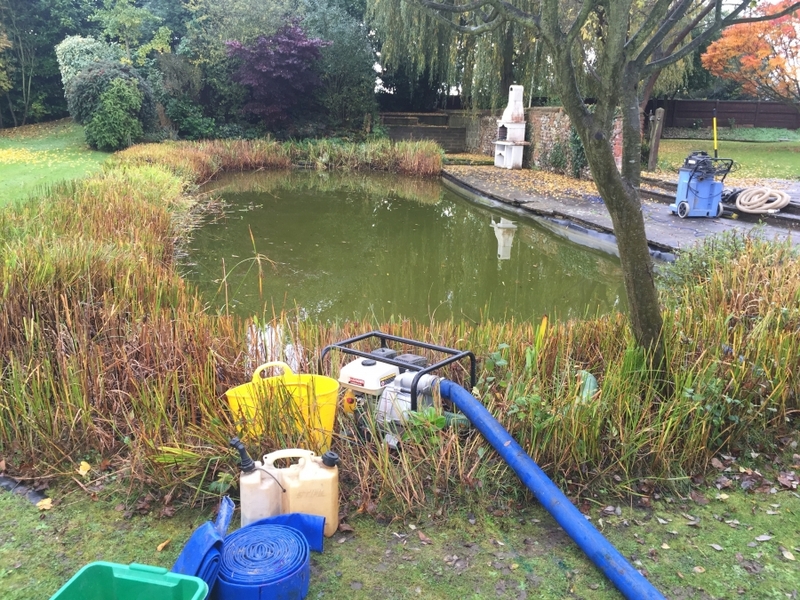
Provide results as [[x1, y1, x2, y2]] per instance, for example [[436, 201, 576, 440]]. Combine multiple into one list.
[[1, 137, 796, 514]]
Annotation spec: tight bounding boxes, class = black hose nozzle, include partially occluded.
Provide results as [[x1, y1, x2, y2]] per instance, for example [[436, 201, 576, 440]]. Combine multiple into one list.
[[229, 437, 255, 474]]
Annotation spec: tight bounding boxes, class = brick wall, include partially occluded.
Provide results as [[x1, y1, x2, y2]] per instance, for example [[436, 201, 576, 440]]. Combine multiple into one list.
[[476, 107, 623, 174], [381, 109, 623, 171], [447, 111, 497, 153]]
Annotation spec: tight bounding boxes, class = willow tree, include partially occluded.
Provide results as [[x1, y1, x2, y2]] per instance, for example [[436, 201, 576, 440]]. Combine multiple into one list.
[[412, 0, 800, 367], [368, 0, 544, 108]]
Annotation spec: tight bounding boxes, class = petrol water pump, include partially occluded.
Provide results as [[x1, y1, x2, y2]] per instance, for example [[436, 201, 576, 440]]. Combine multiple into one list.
[[320, 332, 475, 448]]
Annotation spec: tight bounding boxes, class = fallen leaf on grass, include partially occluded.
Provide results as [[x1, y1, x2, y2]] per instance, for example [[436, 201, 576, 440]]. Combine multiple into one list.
[[77, 461, 91, 477], [755, 534, 773, 542], [693, 566, 706, 574], [709, 544, 724, 551], [715, 475, 733, 489], [780, 548, 795, 561], [725, 519, 740, 528], [418, 531, 432, 545], [690, 490, 709, 505], [157, 539, 171, 552], [661, 543, 670, 549], [0, 458, 5, 472], [36, 498, 53, 511], [711, 458, 725, 470], [338, 523, 355, 533]]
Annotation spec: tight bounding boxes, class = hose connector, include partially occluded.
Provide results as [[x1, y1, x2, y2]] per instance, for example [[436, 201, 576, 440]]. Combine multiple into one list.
[[229, 437, 256, 474]]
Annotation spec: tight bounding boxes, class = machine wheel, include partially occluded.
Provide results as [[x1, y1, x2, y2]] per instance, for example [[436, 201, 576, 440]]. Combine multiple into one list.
[[716, 202, 724, 218], [677, 201, 690, 219]]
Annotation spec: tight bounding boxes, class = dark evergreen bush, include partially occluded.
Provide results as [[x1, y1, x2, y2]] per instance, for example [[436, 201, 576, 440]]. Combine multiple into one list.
[[165, 96, 216, 140], [66, 61, 158, 133], [84, 78, 145, 151]]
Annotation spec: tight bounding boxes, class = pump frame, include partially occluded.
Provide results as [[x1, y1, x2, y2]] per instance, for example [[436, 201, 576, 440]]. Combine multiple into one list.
[[320, 331, 476, 411]]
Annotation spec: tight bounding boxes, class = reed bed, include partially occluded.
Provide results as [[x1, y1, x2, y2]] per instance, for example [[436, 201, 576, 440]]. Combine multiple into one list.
[[0, 136, 797, 513], [111, 137, 443, 184]]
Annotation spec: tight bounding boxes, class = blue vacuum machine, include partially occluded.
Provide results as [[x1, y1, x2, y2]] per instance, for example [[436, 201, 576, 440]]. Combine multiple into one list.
[[670, 151, 733, 218]]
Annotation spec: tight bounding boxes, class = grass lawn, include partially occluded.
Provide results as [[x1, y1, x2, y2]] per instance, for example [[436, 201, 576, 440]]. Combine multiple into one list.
[[0, 118, 109, 205], [662, 126, 800, 143], [653, 138, 800, 180], [3, 459, 800, 600]]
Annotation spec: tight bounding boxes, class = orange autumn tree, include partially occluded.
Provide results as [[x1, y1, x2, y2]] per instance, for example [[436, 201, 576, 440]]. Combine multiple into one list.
[[702, 0, 800, 103]]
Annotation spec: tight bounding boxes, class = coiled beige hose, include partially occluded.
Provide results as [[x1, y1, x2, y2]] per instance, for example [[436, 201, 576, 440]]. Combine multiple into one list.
[[735, 187, 792, 214]]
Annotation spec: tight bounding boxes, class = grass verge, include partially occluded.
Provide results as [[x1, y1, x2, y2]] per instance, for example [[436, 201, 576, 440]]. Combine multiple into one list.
[[653, 138, 800, 180], [0, 119, 109, 205], [4, 450, 800, 600], [662, 126, 800, 143]]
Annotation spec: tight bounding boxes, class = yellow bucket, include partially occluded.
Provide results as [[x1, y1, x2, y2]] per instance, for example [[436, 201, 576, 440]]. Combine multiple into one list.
[[225, 361, 339, 453]]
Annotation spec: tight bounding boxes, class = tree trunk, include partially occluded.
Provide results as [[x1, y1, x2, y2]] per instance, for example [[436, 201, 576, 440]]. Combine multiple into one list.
[[584, 136, 665, 367], [620, 74, 643, 186], [5, 92, 17, 127], [500, 22, 515, 94], [550, 47, 665, 368]]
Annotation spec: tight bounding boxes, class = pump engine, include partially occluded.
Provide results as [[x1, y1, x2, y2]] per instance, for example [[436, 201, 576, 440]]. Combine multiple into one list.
[[321, 332, 477, 449]]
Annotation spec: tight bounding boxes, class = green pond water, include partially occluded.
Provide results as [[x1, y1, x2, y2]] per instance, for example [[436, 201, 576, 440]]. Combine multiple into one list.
[[183, 171, 626, 322]]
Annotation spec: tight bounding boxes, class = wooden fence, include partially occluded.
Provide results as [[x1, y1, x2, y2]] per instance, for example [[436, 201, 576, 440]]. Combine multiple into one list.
[[644, 99, 800, 130]]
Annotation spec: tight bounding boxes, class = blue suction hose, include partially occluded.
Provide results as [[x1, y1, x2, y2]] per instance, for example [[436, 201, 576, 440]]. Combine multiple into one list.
[[172, 495, 234, 592], [439, 379, 666, 600]]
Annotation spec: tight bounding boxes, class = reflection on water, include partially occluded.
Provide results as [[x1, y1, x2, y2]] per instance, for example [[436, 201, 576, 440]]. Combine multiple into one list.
[[183, 170, 626, 322], [491, 218, 517, 260]]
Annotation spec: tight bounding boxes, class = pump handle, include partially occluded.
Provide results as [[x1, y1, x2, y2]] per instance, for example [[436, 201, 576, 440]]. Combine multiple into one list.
[[252, 361, 294, 382], [263, 448, 316, 467]]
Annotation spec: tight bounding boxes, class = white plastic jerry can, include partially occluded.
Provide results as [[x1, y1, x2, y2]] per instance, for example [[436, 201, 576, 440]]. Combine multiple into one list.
[[231, 437, 284, 527], [265, 448, 341, 537], [238, 453, 286, 527]]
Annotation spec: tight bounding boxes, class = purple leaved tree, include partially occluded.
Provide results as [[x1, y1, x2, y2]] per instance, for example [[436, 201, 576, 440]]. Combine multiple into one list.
[[226, 24, 330, 126]]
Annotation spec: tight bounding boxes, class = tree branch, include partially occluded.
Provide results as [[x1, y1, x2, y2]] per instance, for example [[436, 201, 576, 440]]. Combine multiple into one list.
[[730, 1, 800, 25], [632, 0, 696, 67], [566, 0, 598, 45], [626, 0, 687, 54], [415, 0, 494, 14], [485, 0, 541, 32], [415, 0, 506, 34], [642, 0, 750, 74]]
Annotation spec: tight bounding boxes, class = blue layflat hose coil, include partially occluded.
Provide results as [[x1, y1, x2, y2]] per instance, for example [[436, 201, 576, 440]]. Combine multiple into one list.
[[172, 496, 234, 592], [214, 524, 310, 600], [439, 379, 666, 600]]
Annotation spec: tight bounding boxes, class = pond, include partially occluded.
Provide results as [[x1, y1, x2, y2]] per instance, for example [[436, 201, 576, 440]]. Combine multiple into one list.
[[182, 171, 626, 323]]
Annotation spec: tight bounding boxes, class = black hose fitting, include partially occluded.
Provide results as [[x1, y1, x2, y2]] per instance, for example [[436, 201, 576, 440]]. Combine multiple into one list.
[[229, 437, 256, 474]]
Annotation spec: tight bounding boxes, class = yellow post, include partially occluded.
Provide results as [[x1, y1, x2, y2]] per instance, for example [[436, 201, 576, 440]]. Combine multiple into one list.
[[713, 108, 718, 158]]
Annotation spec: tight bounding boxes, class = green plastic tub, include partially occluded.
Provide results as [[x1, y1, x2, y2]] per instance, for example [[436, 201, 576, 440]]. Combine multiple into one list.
[[49, 562, 208, 600]]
